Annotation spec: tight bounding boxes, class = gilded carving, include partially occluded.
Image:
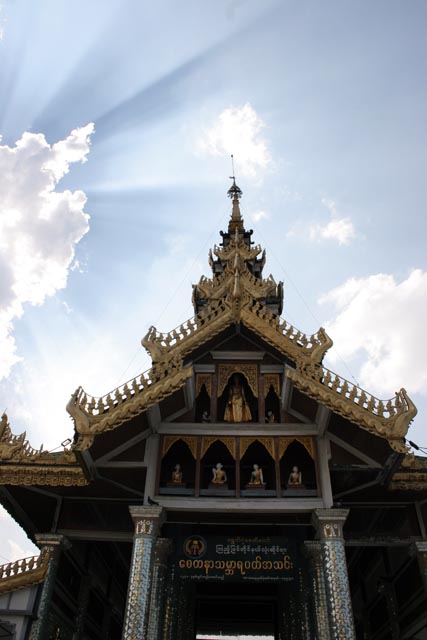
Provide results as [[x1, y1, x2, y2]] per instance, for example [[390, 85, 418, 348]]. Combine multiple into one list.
[[162, 435, 197, 459], [67, 358, 193, 450], [195, 374, 212, 397], [0, 552, 49, 596], [240, 437, 275, 461], [201, 436, 236, 460], [390, 472, 427, 491], [217, 364, 258, 398], [287, 363, 416, 453], [0, 413, 76, 465], [264, 374, 280, 397], [278, 436, 315, 461], [140, 222, 331, 369], [0, 466, 88, 486], [136, 519, 154, 535]]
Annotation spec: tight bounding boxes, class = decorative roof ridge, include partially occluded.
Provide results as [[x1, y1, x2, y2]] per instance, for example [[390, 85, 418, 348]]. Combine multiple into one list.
[[67, 356, 193, 450], [287, 360, 417, 452], [0, 551, 49, 596], [0, 413, 76, 466], [142, 293, 331, 365], [213, 242, 263, 262], [240, 301, 332, 364]]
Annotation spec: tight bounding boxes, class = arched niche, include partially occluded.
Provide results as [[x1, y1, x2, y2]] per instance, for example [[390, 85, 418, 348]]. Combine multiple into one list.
[[280, 439, 317, 495], [265, 386, 280, 424], [218, 372, 257, 423], [200, 439, 235, 491], [160, 438, 196, 493], [240, 439, 275, 492], [195, 383, 210, 422]]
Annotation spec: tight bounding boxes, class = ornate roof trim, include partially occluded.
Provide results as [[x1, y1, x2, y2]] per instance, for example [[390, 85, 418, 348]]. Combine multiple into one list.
[[0, 552, 49, 596], [389, 472, 427, 491], [67, 357, 193, 450], [0, 413, 86, 487], [0, 464, 88, 486], [142, 295, 332, 366], [287, 361, 417, 452]]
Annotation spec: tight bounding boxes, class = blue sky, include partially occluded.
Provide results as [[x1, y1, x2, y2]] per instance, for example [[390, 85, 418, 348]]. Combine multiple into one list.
[[1, 0, 427, 561]]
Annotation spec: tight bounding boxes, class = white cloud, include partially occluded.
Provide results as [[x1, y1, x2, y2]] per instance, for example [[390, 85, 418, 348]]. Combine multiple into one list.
[[0, 231, 204, 451], [0, 123, 94, 379], [250, 210, 270, 222], [308, 198, 355, 245], [320, 269, 427, 397], [288, 197, 355, 245], [0, 4, 5, 40], [197, 103, 272, 178]]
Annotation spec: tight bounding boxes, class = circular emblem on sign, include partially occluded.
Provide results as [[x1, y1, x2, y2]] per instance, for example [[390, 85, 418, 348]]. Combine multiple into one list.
[[183, 535, 207, 558]]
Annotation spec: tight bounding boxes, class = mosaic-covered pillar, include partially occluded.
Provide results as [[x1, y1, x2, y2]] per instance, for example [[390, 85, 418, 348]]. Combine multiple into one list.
[[175, 579, 189, 640], [122, 506, 165, 640], [162, 560, 178, 640], [378, 578, 399, 639], [297, 566, 314, 639], [414, 541, 427, 593], [313, 509, 356, 640], [29, 533, 70, 640], [304, 541, 331, 640], [73, 575, 91, 640], [147, 537, 173, 640]]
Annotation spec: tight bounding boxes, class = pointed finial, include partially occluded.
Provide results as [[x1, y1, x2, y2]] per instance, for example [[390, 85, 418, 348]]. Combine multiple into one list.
[[227, 154, 242, 201]]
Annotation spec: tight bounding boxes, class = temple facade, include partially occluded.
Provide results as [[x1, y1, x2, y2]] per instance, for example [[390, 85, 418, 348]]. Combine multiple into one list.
[[1, 181, 427, 639]]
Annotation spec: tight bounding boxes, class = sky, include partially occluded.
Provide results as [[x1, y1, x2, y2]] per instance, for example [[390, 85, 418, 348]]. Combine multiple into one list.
[[0, 0, 427, 567]]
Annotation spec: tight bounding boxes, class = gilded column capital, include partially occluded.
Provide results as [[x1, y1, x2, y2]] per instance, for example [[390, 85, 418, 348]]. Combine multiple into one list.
[[413, 541, 427, 555], [129, 505, 166, 537], [35, 533, 71, 553], [312, 508, 349, 540]]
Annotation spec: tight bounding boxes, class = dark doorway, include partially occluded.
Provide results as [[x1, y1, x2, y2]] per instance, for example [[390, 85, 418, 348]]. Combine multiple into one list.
[[194, 582, 278, 639]]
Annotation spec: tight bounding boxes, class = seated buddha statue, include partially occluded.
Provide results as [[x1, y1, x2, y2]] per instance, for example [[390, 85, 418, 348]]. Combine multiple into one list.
[[288, 466, 303, 488], [172, 464, 183, 483], [211, 462, 227, 485], [246, 463, 266, 489], [167, 463, 185, 487]]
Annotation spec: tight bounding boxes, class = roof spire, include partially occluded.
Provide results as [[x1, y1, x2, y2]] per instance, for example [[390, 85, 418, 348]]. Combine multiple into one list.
[[227, 155, 244, 233]]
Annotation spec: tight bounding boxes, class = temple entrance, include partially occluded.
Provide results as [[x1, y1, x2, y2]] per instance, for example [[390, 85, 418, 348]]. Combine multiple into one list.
[[195, 583, 277, 639]]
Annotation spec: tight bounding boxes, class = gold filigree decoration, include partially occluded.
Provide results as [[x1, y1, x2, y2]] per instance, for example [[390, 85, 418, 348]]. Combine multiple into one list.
[[264, 374, 280, 397], [201, 436, 236, 460], [240, 437, 275, 460], [240, 305, 332, 365], [0, 413, 83, 487], [142, 299, 232, 364], [390, 472, 427, 491], [142, 224, 331, 368], [287, 362, 416, 453], [196, 374, 212, 398], [162, 435, 198, 459], [217, 364, 258, 398], [0, 551, 50, 596], [67, 358, 193, 450], [278, 436, 314, 460], [401, 454, 427, 469], [0, 466, 88, 486], [0, 413, 76, 465]]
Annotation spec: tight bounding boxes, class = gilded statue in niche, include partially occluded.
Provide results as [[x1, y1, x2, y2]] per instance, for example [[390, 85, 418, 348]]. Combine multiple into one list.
[[223, 374, 252, 422], [246, 463, 266, 489], [167, 463, 186, 488], [172, 464, 183, 483], [211, 462, 227, 485], [287, 466, 303, 488]]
